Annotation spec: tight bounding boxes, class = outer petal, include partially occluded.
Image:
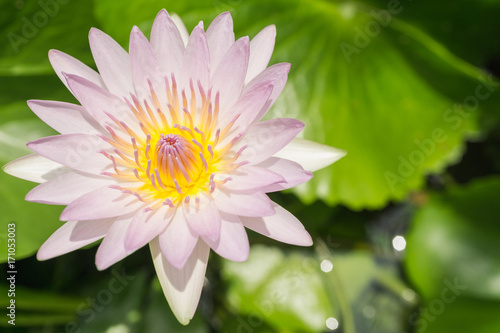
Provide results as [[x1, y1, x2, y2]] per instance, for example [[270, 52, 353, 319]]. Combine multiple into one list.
[[181, 22, 210, 91], [60, 186, 144, 221], [202, 213, 249, 262], [245, 62, 291, 122], [218, 80, 274, 140], [65, 74, 133, 128], [27, 134, 111, 174], [183, 193, 221, 243], [129, 26, 167, 106], [212, 188, 274, 217], [37, 218, 114, 260], [48, 49, 105, 91], [273, 138, 346, 172], [124, 205, 174, 252], [245, 25, 276, 83], [2, 154, 66, 183], [89, 28, 134, 97], [240, 202, 313, 246], [170, 13, 189, 46], [234, 118, 304, 165], [221, 165, 285, 191], [206, 11, 235, 72], [158, 208, 198, 270], [150, 238, 209, 325], [211, 36, 249, 113], [28, 100, 102, 135], [256, 157, 312, 192], [26, 171, 114, 205], [150, 9, 185, 77], [95, 214, 135, 270]]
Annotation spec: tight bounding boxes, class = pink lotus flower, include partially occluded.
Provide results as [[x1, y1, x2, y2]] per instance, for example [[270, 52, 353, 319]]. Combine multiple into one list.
[[3, 10, 345, 324]]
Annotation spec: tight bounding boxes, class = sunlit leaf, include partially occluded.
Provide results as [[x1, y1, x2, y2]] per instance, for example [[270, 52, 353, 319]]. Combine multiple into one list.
[[405, 177, 500, 301]]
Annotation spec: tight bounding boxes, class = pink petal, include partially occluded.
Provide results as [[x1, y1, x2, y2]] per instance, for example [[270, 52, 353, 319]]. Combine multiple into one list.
[[240, 202, 313, 246], [27, 134, 111, 174], [212, 188, 275, 217], [28, 100, 103, 135], [26, 171, 114, 205], [234, 118, 304, 165], [256, 157, 313, 192], [150, 238, 209, 325], [124, 205, 174, 252], [202, 213, 249, 262], [245, 63, 291, 122], [274, 138, 347, 172], [218, 80, 274, 142], [2, 154, 66, 183], [95, 214, 135, 270], [60, 186, 144, 221], [89, 28, 134, 98], [129, 26, 167, 106], [37, 218, 114, 260], [158, 208, 199, 270], [206, 11, 235, 71], [222, 165, 285, 191], [181, 22, 210, 91], [211, 36, 249, 113], [48, 49, 105, 91], [65, 74, 133, 128], [183, 193, 221, 243], [150, 9, 185, 77], [245, 25, 276, 83]]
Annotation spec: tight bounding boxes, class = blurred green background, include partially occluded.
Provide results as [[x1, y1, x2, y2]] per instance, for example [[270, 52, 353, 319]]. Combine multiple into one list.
[[1, 0, 500, 332]]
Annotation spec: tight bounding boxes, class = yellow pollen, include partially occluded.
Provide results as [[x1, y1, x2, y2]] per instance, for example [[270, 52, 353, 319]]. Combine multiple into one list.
[[102, 75, 243, 207]]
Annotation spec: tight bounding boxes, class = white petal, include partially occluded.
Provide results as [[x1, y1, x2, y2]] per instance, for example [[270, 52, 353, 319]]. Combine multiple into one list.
[[2, 154, 67, 183], [221, 165, 285, 191], [245, 25, 276, 83], [206, 11, 235, 70], [256, 157, 312, 192], [183, 193, 221, 243], [212, 188, 274, 217], [170, 13, 190, 46], [151, 9, 185, 77], [129, 26, 167, 106], [28, 100, 103, 135], [65, 74, 133, 128], [273, 138, 346, 172], [124, 205, 174, 252], [158, 208, 198, 270], [211, 36, 249, 113], [27, 134, 111, 175], [48, 49, 105, 91], [181, 22, 210, 90], [37, 218, 114, 260], [202, 213, 249, 262], [60, 186, 144, 221], [89, 27, 134, 98], [245, 62, 290, 122], [26, 171, 114, 205], [234, 118, 304, 165], [95, 214, 135, 270], [150, 237, 209, 325], [240, 202, 312, 246]]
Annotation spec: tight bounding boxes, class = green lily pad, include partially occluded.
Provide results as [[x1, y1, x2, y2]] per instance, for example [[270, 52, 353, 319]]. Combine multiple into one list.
[[405, 177, 500, 301]]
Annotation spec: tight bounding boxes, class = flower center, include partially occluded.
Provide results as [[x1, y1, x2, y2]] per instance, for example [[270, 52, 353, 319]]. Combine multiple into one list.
[[101, 75, 245, 207], [153, 134, 201, 189]]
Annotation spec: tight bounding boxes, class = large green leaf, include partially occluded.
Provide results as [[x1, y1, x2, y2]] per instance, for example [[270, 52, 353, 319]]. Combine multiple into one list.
[[222, 245, 337, 332], [94, 0, 498, 209], [0, 0, 97, 76], [405, 177, 500, 301]]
